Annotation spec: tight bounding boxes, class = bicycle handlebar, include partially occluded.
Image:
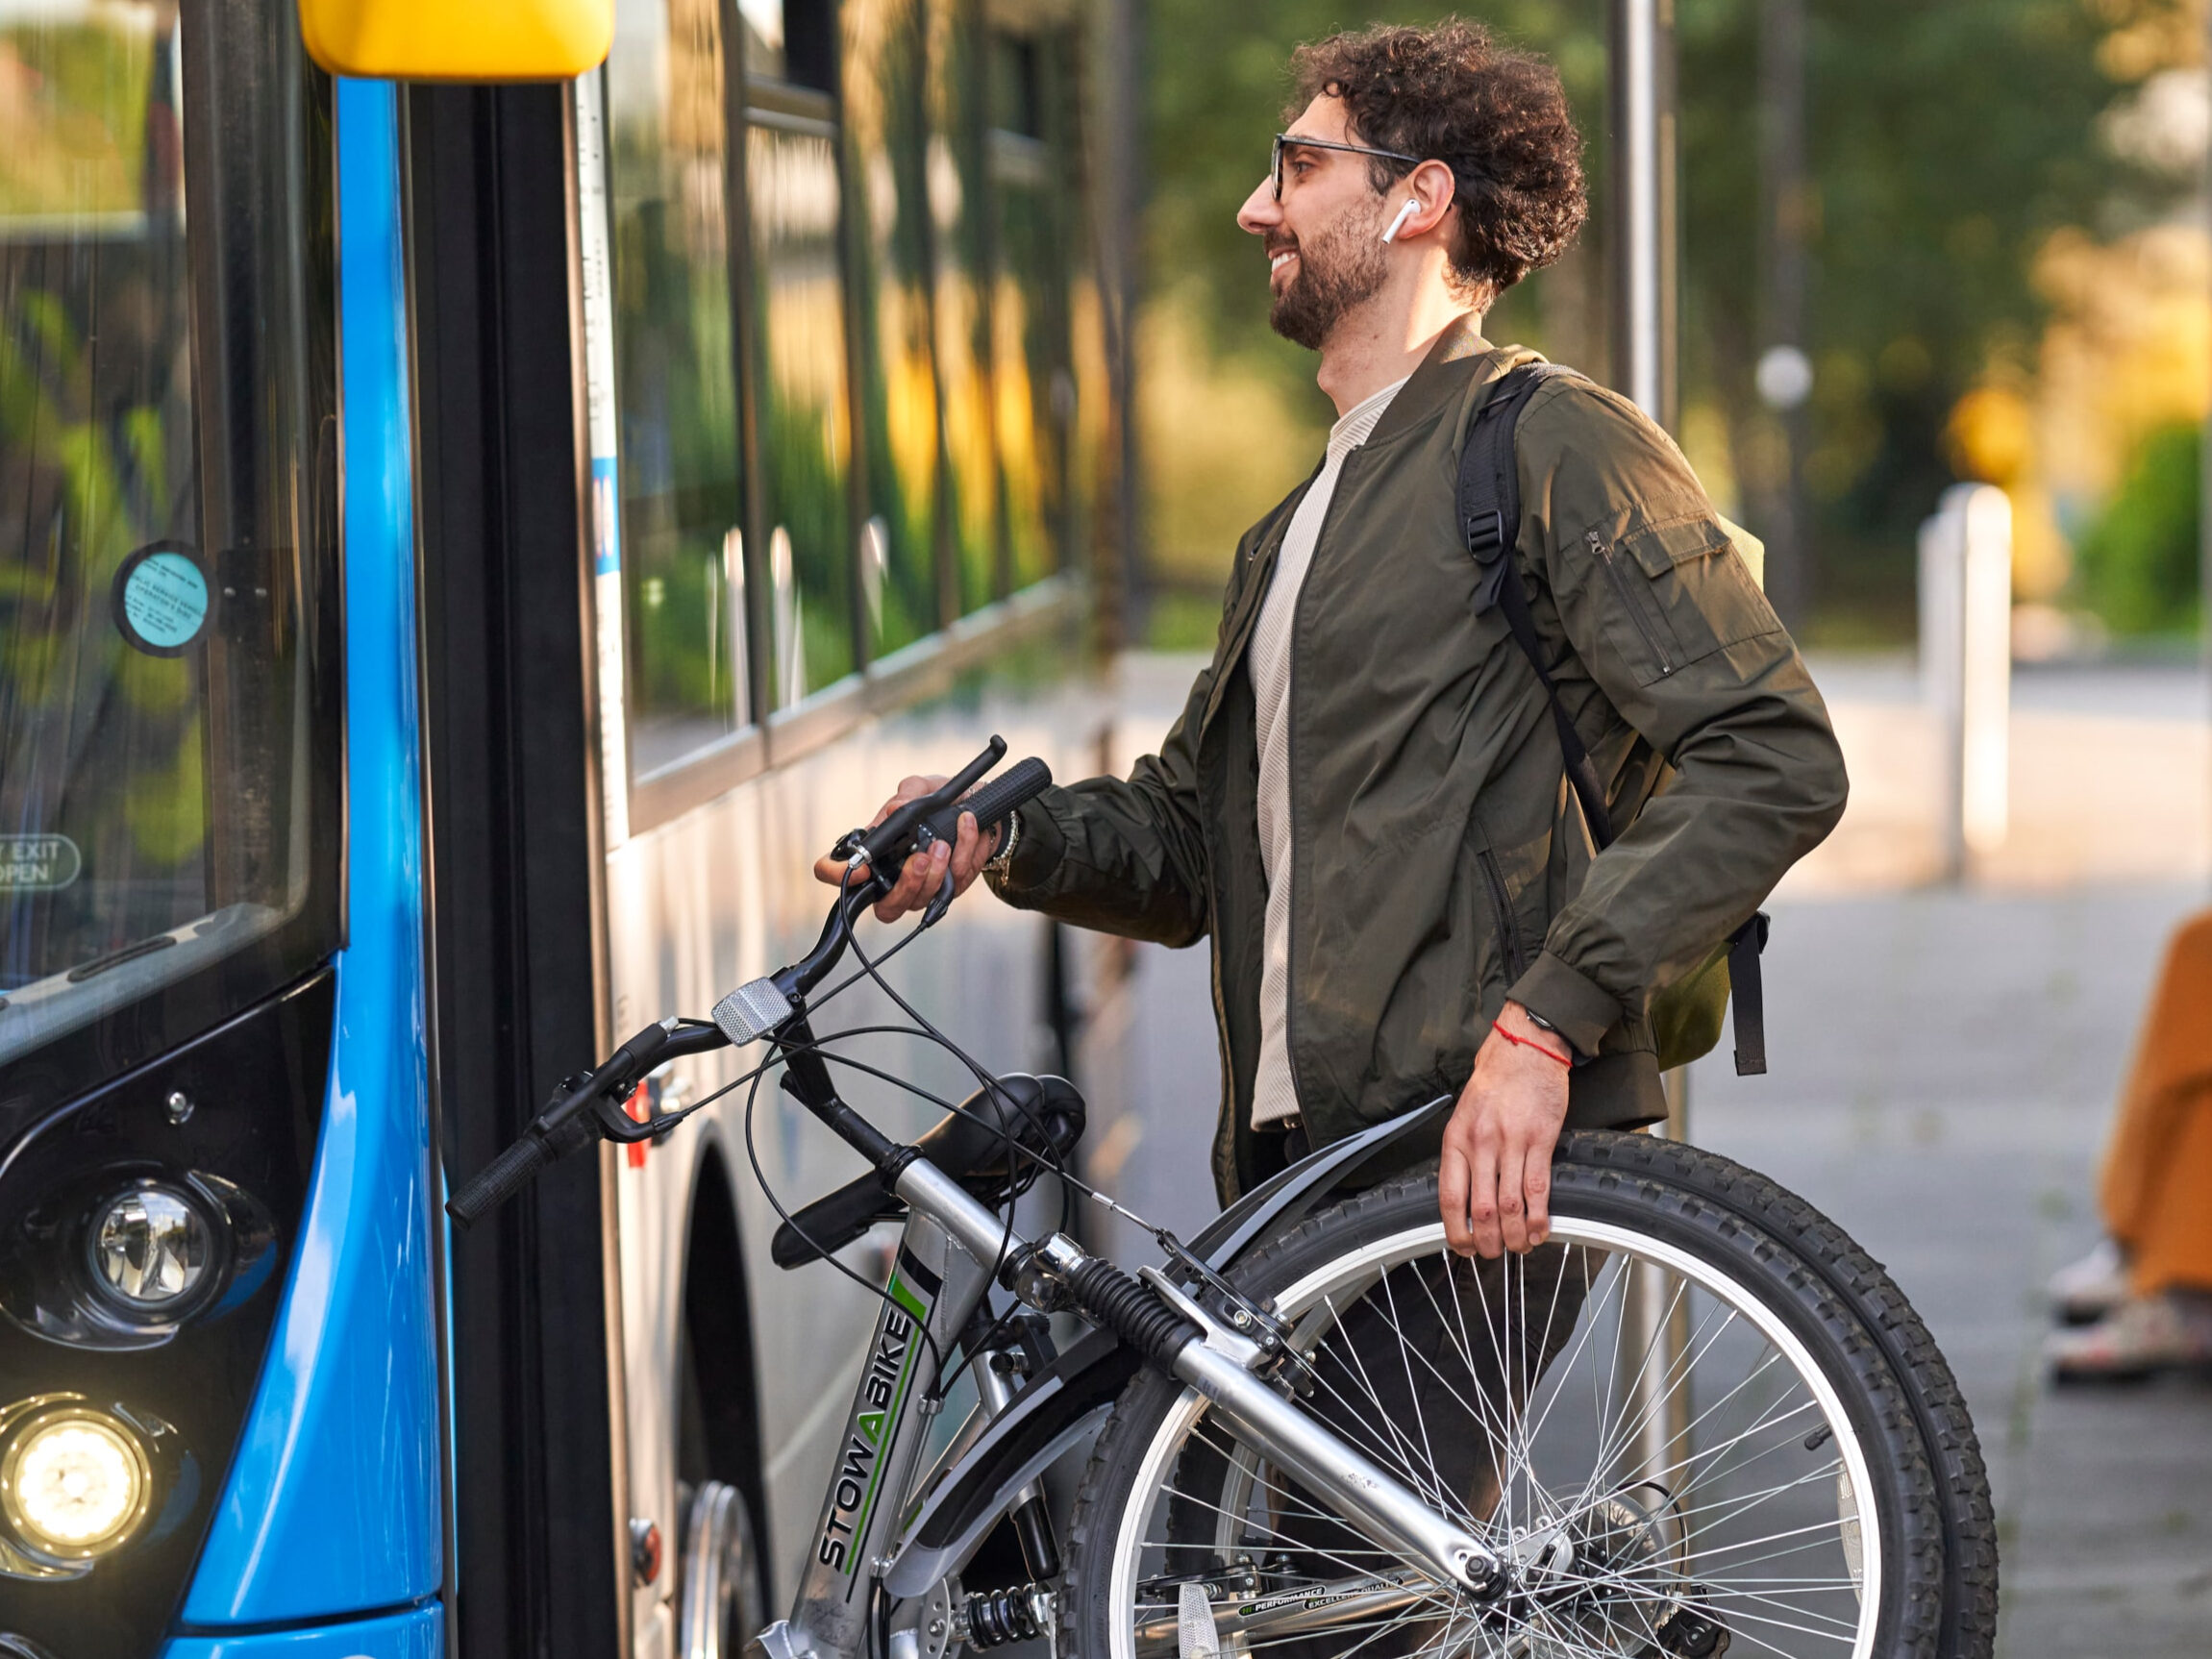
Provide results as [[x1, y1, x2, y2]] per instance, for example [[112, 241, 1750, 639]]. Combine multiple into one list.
[[445, 1015, 728, 1226], [444, 740, 1055, 1227], [837, 735, 1007, 872], [774, 746, 1053, 1010], [447, 1127, 557, 1227]]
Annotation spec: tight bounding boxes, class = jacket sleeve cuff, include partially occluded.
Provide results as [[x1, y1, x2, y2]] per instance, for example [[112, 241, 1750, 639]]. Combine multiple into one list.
[[983, 801, 1065, 905], [1506, 951, 1625, 1058]]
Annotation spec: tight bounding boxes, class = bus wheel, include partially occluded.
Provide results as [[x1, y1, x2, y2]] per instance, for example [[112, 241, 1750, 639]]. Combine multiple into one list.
[[680, 1480, 765, 1659]]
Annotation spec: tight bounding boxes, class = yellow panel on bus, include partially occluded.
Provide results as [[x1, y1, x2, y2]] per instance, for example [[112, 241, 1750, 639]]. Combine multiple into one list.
[[299, 0, 611, 81]]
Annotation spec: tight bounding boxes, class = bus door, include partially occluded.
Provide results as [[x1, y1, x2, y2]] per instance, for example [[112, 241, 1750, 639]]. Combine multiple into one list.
[[0, 1, 438, 1652]]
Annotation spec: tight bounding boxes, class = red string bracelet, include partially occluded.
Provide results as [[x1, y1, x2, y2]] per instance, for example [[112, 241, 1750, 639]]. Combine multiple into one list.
[[1491, 1018, 1572, 1067]]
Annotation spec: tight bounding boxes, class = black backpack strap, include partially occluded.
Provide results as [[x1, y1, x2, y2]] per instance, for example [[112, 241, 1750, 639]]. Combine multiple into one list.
[[1456, 364, 1613, 847], [1727, 911, 1771, 1076], [1457, 362, 1772, 1076]]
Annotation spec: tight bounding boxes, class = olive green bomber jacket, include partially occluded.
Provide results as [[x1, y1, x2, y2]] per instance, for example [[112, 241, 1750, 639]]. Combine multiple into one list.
[[990, 321, 1850, 1201]]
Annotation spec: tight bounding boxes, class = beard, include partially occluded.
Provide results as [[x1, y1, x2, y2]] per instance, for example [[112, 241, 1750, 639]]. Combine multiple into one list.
[[1268, 200, 1391, 350]]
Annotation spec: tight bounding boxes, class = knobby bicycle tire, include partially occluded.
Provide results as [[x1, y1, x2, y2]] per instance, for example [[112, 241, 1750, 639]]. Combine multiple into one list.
[[1061, 1131, 1998, 1659]]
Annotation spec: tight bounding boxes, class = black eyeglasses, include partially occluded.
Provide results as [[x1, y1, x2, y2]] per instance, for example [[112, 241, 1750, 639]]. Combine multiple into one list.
[[1271, 133, 1422, 201]]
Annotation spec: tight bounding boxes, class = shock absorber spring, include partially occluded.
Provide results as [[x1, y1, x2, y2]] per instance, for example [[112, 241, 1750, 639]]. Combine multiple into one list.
[[963, 1584, 1048, 1648], [1062, 1256, 1198, 1366]]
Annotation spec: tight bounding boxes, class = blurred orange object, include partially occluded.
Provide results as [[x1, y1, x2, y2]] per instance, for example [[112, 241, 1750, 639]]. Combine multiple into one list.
[[2100, 907, 2212, 1296]]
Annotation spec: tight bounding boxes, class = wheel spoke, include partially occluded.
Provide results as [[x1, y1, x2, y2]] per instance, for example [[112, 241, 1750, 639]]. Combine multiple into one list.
[[1100, 1211, 1892, 1659]]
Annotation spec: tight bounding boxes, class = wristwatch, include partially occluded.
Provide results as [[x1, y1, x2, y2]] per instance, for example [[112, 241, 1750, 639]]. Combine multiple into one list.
[[1520, 1004, 1578, 1057]]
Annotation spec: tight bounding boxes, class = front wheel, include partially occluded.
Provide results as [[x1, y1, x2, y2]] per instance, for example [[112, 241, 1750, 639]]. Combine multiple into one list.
[[1060, 1131, 1996, 1659]]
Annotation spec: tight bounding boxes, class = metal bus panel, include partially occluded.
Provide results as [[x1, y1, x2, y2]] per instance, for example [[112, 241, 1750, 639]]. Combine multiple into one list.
[[180, 76, 441, 1629], [604, 653, 1108, 1638], [576, 5, 1127, 1648]]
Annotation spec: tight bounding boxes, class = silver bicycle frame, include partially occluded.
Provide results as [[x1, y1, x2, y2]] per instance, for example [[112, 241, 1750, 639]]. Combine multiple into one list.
[[769, 1207, 996, 1659], [750, 1158, 1502, 1659]]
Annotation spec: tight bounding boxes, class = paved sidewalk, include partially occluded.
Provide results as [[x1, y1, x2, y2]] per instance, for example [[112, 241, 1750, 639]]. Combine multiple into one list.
[[1074, 653, 2212, 1657], [1687, 881, 2212, 1659]]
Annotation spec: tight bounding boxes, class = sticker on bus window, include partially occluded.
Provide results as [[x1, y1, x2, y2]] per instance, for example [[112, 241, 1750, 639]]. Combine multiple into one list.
[[0, 835, 82, 891], [112, 542, 212, 656]]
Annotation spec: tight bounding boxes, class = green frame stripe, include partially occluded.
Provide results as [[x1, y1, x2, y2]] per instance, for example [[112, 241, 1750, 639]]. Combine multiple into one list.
[[844, 1274, 932, 1573]]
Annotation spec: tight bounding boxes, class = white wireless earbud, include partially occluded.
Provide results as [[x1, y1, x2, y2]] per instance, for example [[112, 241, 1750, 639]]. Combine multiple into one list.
[[1380, 198, 1420, 244]]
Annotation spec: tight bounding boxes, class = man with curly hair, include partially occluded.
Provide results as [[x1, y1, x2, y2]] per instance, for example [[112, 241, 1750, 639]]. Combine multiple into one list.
[[829, 20, 1847, 1262]]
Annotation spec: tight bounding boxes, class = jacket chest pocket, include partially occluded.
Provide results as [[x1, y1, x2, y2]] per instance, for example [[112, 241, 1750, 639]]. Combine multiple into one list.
[[1594, 515, 1783, 685]]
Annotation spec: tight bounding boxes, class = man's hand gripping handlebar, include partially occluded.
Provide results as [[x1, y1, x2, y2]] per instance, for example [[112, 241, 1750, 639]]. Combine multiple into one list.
[[444, 739, 1053, 1227]]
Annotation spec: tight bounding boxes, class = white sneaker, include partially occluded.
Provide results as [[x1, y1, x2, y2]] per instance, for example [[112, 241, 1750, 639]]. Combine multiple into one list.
[[2047, 1238, 2129, 1325], [2046, 1290, 2212, 1382]]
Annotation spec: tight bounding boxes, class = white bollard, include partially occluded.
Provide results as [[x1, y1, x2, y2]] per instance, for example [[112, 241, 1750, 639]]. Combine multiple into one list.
[[1918, 483, 2013, 879]]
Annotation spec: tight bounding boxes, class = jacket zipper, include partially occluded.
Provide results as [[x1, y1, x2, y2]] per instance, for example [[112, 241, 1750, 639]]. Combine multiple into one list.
[[1590, 529, 1674, 676], [1477, 845, 1529, 982], [1205, 518, 1296, 739], [1201, 811, 1237, 1197]]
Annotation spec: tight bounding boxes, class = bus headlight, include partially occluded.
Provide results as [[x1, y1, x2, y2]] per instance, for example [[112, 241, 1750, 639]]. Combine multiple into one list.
[[0, 1403, 152, 1560], [87, 1184, 213, 1313]]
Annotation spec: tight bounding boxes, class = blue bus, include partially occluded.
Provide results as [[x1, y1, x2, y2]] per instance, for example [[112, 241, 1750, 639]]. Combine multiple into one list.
[[0, 1, 1130, 1652]]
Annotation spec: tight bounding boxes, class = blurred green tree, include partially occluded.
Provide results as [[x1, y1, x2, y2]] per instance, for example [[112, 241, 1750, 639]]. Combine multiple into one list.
[[1681, 0, 2183, 635], [1142, 0, 2186, 637], [2074, 419, 2203, 634]]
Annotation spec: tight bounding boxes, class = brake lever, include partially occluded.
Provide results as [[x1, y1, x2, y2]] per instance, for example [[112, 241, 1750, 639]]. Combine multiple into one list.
[[545, 1016, 729, 1146], [590, 1088, 684, 1146], [918, 856, 958, 928]]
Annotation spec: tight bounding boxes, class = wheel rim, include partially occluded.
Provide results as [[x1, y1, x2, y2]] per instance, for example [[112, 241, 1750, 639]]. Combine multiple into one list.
[[682, 1480, 764, 1659], [1106, 1220, 1883, 1659]]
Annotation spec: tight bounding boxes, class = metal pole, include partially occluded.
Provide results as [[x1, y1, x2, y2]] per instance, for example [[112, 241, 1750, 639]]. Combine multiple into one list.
[[1090, 0, 1145, 655], [1755, 0, 1813, 629], [1608, 0, 1677, 433], [1608, 0, 1691, 1503]]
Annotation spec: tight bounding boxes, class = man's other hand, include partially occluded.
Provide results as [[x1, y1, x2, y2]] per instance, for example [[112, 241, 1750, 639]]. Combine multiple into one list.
[[810, 775, 1000, 923], [1439, 1001, 1573, 1257]]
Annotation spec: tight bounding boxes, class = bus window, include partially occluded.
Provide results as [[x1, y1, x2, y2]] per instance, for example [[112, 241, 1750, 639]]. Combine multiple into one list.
[[843, 0, 939, 656], [927, 0, 998, 615], [736, 0, 833, 93], [607, 0, 748, 774], [745, 0, 856, 705], [988, 26, 1068, 590], [0, 0, 338, 1098]]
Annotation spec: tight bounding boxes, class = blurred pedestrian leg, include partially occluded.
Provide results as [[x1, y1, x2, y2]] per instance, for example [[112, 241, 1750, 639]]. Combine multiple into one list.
[[2099, 908, 2212, 1297], [2047, 908, 2212, 1381]]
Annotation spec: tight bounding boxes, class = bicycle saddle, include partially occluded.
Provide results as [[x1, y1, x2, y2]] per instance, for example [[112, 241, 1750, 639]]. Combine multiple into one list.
[[769, 1074, 1086, 1270]]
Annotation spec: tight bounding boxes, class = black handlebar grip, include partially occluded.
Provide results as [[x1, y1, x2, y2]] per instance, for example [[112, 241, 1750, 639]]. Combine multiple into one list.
[[447, 1132, 552, 1228], [960, 756, 1052, 838]]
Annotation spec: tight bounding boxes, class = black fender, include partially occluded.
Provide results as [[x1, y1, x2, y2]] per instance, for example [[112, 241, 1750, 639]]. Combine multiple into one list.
[[883, 1327, 1139, 1596], [879, 1097, 1454, 1595], [1183, 1093, 1454, 1272]]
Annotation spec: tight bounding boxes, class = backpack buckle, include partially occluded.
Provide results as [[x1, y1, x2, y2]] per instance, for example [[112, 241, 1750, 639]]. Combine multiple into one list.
[[1465, 507, 1506, 561]]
